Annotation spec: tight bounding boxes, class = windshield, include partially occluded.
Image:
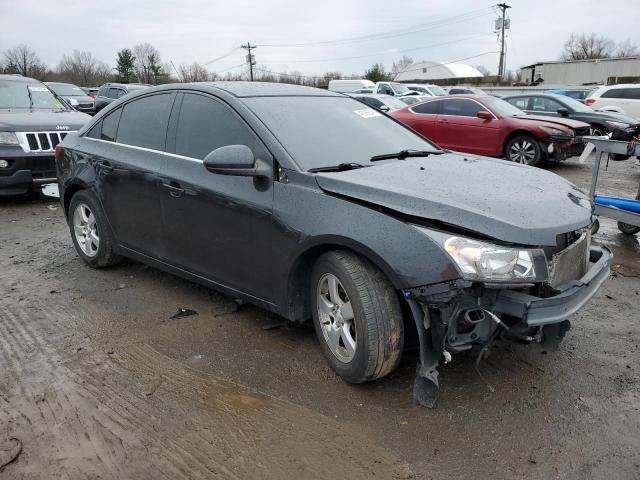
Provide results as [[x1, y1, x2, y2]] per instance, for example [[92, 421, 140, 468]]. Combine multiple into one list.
[[246, 96, 439, 171], [556, 95, 594, 113], [48, 83, 86, 96], [428, 85, 447, 96], [483, 96, 525, 117], [391, 83, 411, 94], [0, 80, 68, 111]]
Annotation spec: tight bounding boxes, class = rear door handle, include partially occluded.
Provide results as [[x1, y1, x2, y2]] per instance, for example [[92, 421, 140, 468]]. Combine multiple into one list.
[[161, 181, 185, 197]]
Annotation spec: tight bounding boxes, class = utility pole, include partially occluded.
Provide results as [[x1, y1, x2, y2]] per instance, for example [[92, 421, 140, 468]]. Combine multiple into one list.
[[241, 42, 257, 81], [497, 3, 511, 79]]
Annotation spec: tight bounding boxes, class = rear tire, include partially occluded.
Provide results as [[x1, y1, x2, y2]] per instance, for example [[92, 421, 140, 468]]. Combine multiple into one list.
[[310, 250, 404, 384], [505, 135, 543, 167], [68, 190, 122, 268]]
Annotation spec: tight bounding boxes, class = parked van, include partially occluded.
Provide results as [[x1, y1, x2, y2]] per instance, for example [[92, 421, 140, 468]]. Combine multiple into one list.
[[328, 79, 376, 93], [585, 84, 640, 117]]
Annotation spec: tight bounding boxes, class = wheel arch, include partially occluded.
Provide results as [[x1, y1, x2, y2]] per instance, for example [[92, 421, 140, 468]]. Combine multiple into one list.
[[283, 236, 403, 322], [62, 180, 91, 219], [502, 129, 539, 157]]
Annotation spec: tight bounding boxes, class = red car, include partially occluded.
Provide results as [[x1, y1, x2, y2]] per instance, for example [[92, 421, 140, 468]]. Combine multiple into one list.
[[391, 95, 590, 166]]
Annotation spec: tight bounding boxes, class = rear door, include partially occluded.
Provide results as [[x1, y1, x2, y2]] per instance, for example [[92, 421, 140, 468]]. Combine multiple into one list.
[[526, 96, 565, 118], [91, 92, 176, 258], [159, 92, 276, 301], [435, 98, 500, 155], [404, 99, 441, 144]]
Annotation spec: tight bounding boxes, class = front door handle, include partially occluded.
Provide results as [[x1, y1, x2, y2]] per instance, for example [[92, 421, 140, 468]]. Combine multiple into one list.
[[161, 181, 185, 197]]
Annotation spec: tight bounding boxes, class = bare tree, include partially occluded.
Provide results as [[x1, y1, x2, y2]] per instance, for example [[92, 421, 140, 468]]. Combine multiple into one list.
[[475, 65, 491, 76], [391, 55, 414, 77], [615, 38, 639, 57], [561, 33, 614, 60], [177, 62, 210, 82], [132, 43, 165, 84], [3, 44, 47, 79], [58, 50, 107, 86]]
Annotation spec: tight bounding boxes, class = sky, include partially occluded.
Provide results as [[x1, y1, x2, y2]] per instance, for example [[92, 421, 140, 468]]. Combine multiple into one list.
[[1, 0, 637, 78]]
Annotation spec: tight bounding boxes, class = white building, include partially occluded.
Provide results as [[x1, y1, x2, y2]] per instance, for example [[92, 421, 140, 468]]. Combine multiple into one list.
[[394, 61, 484, 81], [520, 57, 640, 85]]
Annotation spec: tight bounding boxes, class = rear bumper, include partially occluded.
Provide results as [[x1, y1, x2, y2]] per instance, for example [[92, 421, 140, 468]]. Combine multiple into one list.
[[494, 246, 611, 326]]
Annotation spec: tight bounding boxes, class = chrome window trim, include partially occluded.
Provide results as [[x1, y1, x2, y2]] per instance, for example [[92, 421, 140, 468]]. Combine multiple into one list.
[[84, 136, 202, 163]]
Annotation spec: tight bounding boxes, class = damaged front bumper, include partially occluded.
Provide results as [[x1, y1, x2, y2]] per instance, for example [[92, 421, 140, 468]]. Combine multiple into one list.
[[493, 245, 611, 326], [403, 245, 611, 407]]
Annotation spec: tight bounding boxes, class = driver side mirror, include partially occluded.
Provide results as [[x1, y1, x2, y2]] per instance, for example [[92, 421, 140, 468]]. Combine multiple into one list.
[[477, 110, 492, 120], [203, 145, 272, 179], [379, 105, 390, 112], [556, 107, 569, 117]]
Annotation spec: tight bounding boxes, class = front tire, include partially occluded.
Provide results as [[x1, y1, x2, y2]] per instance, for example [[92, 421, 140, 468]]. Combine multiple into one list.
[[310, 250, 404, 384], [505, 135, 543, 167], [68, 190, 121, 268]]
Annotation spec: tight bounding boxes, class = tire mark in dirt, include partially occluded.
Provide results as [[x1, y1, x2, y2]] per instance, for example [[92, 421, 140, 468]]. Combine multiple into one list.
[[0, 289, 412, 479]]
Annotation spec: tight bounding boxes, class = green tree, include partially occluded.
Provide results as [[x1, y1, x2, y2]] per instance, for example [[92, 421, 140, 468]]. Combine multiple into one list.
[[364, 63, 391, 82], [116, 49, 135, 83]]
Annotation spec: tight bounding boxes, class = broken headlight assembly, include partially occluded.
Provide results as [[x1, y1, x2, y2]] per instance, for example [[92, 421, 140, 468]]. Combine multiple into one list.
[[443, 236, 548, 282]]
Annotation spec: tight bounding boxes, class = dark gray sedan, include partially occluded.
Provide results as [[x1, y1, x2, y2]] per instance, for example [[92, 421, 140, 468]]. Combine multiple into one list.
[[55, 82, 611, 406]]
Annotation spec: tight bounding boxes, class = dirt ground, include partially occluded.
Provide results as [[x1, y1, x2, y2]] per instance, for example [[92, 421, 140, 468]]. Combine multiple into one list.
[[1, 155, 639, 479]]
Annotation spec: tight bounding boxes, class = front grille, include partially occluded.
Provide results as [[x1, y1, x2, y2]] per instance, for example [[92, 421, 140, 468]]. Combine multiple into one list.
[[21, 131, 69, 152], [547, 231, 590, 288], [574, 127, 590, 137]]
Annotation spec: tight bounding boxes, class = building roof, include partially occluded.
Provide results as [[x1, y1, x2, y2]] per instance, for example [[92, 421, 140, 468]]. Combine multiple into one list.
[[395, 61, 484, 81]]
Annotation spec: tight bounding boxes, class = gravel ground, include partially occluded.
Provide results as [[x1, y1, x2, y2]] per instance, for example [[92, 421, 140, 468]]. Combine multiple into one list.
[[0, 155, 639, 479]]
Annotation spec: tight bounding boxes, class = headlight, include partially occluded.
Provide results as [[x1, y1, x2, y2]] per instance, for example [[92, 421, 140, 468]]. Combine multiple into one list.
[[0, 132, 19, 145], [605, 120, 627, 129], [539, 126, 569, 136], [443, 236, 548, 282]]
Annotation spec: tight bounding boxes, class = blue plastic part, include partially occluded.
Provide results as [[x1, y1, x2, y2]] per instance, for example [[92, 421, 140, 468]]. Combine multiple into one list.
[[594, 195, 640, 214]]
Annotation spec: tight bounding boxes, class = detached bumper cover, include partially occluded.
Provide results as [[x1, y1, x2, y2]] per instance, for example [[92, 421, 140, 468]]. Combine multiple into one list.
[[494, 246, 611, 326]]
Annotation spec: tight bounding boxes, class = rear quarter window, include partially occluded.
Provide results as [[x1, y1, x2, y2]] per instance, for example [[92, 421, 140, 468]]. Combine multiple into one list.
[[601, 88, 627, 99], [101, 108, 122, 142], [412, 100, 440, 114]]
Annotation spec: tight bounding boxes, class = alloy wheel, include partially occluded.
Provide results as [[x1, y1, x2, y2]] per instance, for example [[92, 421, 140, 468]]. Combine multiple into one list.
[[73, 203, 99, 258], [316, 273, 357, 363], [509, 139, 536, 164]]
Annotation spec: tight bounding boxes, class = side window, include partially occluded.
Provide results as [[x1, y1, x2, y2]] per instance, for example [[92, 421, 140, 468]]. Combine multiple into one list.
[[625, 88, 640, 99], [377, 84, 393, 95], [101, 108, 122, 141], [360, 97, 384, 109], [175, 93, 263, 160], [508, 97, 529, 110], [441, 99, 486, 117], [601, 88, 625, 99], [116, 93, 175, 150], [85, 121, 102, 139], [412, 100, 440, 114], [115, 89, 127, 99], [97, 86, 108, 97], [531, 97, 562, 112]]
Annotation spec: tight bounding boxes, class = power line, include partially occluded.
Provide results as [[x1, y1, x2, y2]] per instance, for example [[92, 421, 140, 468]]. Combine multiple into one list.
[[259, 33, 493, 65], [201, 47, 241, 67], [260, 6, 496, 48]]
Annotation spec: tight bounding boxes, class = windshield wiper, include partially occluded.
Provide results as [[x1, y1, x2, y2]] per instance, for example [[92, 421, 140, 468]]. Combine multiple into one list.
[[308, 162, 368, 173], [26, 86, 33, 111], [370, 149, 443, 162]]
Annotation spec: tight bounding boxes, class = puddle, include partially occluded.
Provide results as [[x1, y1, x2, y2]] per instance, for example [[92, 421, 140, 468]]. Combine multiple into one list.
[[41, 183, 59, 198]]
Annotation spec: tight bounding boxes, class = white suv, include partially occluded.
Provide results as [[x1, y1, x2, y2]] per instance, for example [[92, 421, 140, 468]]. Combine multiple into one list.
[[585, 84, 640, 118]]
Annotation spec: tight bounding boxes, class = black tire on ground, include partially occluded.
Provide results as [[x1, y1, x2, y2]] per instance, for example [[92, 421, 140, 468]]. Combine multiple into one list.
[[505, 135, 543, 167], [68, 190, 122, 268], [310, 250, 404, 384], [617, 221, 640, 235]]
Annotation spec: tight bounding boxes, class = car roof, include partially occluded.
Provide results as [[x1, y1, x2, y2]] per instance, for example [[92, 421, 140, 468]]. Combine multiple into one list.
[[505, 93, 567, 100], [44, 81, 75, 86], [201, 81, 341, 98], [0, 74, 41, 83]]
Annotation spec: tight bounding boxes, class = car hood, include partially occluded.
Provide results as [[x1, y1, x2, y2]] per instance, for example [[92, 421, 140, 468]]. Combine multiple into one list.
[[0, 110, 91, 132], [314, 153, 592, 246], [512, 114, 589, 130]]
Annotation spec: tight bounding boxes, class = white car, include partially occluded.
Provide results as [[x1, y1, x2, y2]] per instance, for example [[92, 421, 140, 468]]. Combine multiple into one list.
[[328, 79, 376, 93], [398, 95, 433, 106], [585, 84, 640, 118], [402, 83, 447, 96]]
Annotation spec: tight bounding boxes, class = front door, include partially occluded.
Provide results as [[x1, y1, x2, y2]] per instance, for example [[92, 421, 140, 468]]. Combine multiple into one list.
[[435, 98, 500, 155], [160, 92, 275, 302]]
